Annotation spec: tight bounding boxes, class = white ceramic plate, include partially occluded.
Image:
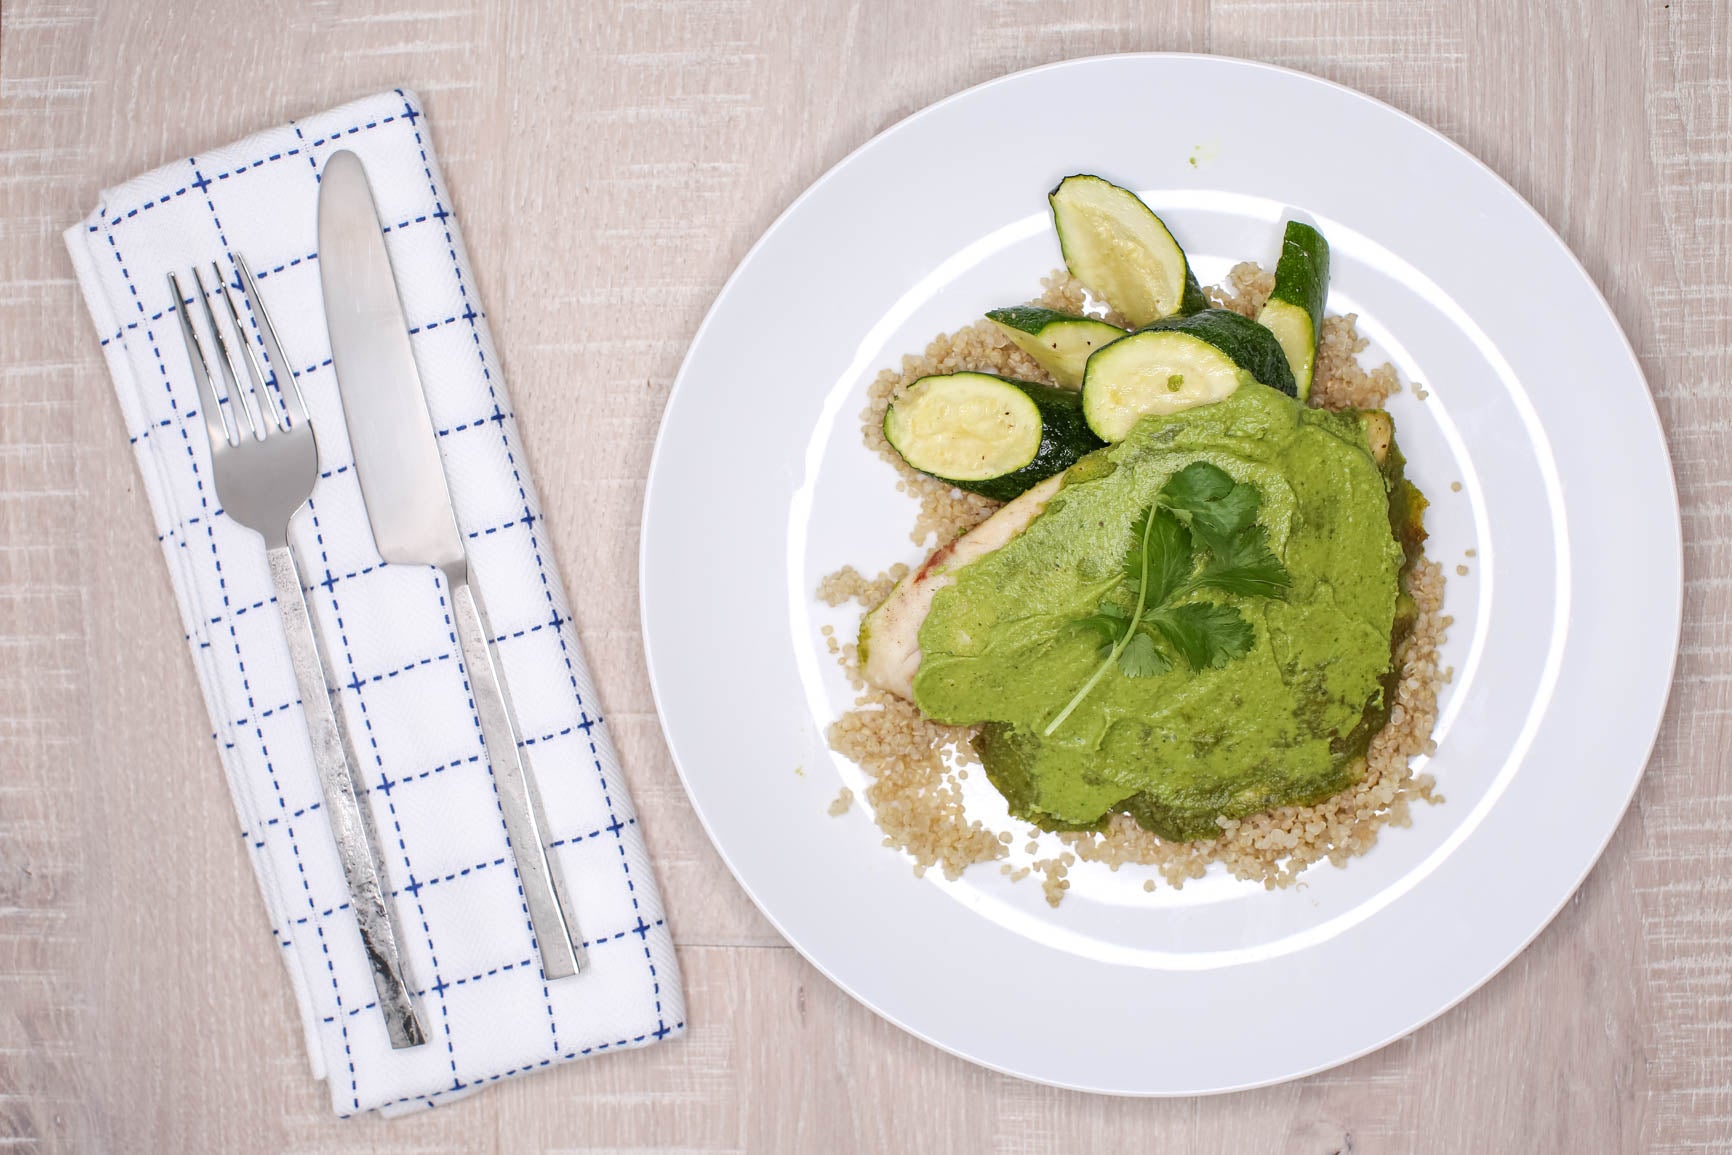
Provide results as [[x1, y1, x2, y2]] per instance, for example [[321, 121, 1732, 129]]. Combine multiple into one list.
[[641, 55, 1680, 1094]]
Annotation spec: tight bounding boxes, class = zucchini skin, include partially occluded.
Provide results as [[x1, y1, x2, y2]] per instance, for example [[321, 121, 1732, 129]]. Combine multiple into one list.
[[1179, 267, 1210, 316], [1261, 221, 1330, 398], [986, 306, 1125, 387], [983, 305, 1083, 334], [1138, 308, 1298, 397], [1268, 221, 1330, 332], [887, 374, 1105, 502]]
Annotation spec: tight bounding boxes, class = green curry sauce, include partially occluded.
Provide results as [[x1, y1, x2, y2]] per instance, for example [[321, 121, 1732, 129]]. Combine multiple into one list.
[[910, 384, 1410, 840]]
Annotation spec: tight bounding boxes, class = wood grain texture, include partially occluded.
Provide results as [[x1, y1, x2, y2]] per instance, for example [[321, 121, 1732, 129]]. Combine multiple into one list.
[[2, 1, 1727, 1150]]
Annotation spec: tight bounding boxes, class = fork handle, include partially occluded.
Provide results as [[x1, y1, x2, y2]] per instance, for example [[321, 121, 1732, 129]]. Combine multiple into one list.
[[267, 545, 427, 1049], [449, 575, 586, 979]]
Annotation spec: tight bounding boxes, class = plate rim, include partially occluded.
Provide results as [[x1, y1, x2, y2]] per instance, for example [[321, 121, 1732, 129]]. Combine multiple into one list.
[[639, 51, 1684, 1095]]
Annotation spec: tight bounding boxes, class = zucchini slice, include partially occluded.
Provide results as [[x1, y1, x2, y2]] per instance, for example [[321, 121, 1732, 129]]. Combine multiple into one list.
[[1147, 308, 1297, 395], [1356, 409, 1393, 465], [1257, 221, 1331, 400], [1049, 175, 1209, 327], [883, 372, 1104, 501], [1081, 331, 1249, 441], [1080, 310, 1297, 441], [986, 306, 1125, 387]]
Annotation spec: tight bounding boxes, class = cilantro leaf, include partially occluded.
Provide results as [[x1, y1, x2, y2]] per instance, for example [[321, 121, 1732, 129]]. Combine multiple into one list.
[[1160, 460, 1234, 506], [1150, 602, 1256, 671], [1124, 506, 1193, 605], [1160, 462, 1292, 595], [1116, 630, 1171, 678], [1161, 462, 1259, 550], [1195, 524, 1292, 597], [1074, 601, 1128, 652], [1085, 600, 1129, 624]]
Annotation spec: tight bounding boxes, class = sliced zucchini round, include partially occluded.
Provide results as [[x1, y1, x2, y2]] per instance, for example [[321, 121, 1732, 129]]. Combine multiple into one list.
[[1145, 308, 1297, 396], [1257, 221, 1330, 400], [1080, 331, 1250, 441], [1081, 310, 1297, 441], [1356, 408, 1393, 466], [883, 372, 1103, 501], [1049, 175, 1209, 327], [986, 306, 1125, 387]]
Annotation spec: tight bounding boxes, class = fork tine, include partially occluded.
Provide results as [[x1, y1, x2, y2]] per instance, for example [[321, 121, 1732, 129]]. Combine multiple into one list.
[[192, 265, 261, 441], [216, 261, 285, 435], [169, 272, 239, 450], [235, 252, 309, 427]]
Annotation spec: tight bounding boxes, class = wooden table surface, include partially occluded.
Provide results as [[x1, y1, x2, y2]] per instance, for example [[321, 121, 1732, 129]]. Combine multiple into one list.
[[4, 1, 1728, 1151]]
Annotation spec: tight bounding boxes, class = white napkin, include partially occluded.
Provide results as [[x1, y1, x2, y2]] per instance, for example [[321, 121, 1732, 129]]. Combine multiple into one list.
[[64, 89, 684, 1116]]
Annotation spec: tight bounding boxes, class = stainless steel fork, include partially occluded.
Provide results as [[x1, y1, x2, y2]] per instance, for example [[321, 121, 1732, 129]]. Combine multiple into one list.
[[170, 257, 426, 1049]]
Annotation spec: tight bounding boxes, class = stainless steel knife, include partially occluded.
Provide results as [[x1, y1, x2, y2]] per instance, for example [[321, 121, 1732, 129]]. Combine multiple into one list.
[[317, 148, 585, 980]]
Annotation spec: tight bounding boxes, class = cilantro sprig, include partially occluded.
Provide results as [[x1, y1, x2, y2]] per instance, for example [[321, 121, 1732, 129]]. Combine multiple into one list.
[[1043, 462, 1292, 736]]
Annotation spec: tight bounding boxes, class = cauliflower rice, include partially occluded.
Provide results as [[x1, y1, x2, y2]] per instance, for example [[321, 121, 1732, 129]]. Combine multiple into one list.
[[821, 265, 1447, 904]]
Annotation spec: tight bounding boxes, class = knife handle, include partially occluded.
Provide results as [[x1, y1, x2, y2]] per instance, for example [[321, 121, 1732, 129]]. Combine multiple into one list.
[[448, 573, 586, 979], [267, 545, 427, 1049]]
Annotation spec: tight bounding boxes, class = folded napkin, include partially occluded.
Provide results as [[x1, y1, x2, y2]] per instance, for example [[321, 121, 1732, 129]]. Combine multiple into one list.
[[64, 89, 683, 1116]]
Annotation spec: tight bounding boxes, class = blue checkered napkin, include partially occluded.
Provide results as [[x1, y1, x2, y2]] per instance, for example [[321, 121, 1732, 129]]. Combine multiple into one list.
[[63, 89, 684, 1116]]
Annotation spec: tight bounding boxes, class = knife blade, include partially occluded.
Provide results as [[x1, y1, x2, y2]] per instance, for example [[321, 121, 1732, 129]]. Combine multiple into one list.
[[318, 148, 585, 980]]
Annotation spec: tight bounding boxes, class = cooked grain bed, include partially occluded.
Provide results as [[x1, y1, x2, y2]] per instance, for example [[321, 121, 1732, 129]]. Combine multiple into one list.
[[825, 267, 1445, 902]]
